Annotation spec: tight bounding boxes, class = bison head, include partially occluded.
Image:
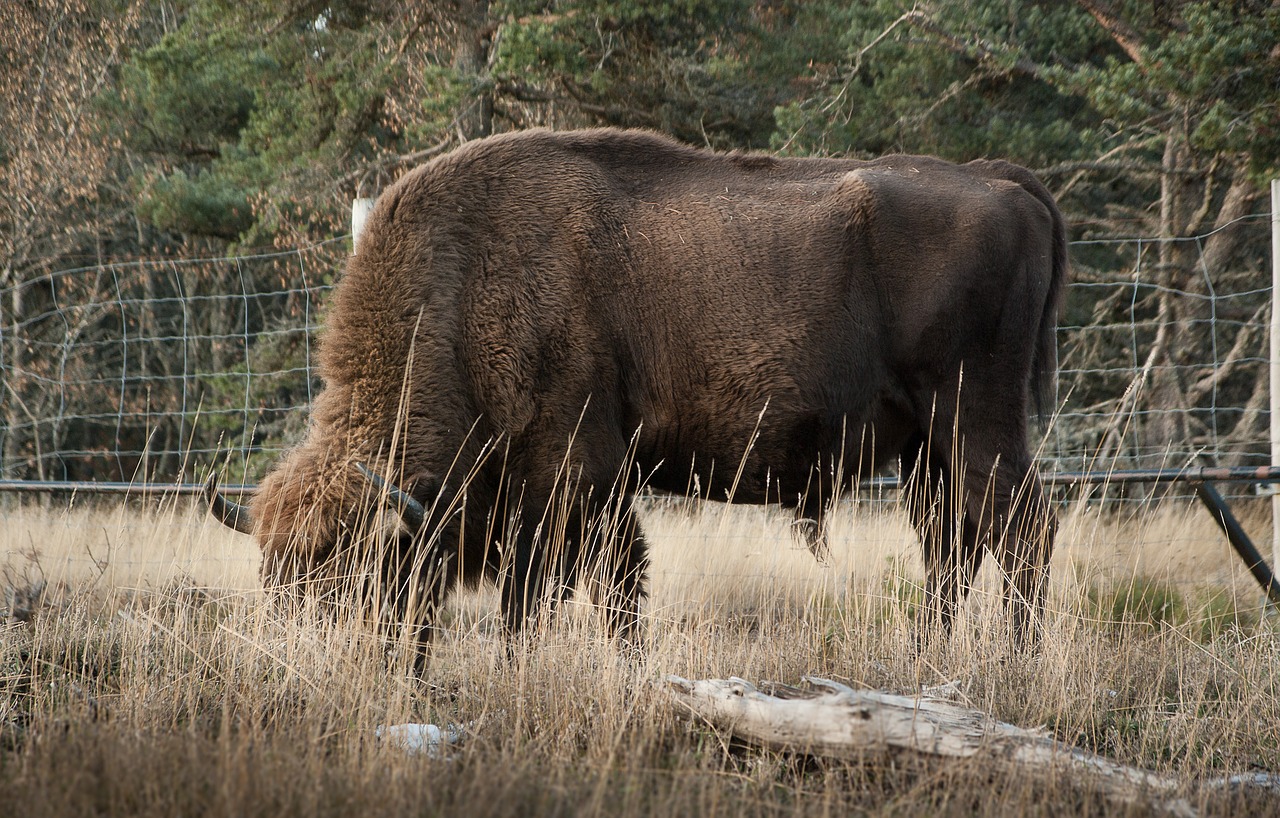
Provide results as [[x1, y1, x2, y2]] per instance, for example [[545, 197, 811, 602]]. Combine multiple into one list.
[[205, 452, 448, 636]]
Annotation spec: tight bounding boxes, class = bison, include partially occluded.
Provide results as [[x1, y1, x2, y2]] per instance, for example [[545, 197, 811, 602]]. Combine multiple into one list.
[[208, 127, 1065, 657]]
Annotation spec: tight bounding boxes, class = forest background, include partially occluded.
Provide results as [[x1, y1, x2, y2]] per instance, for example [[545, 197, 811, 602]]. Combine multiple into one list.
[[2, 0, 1279, 483]]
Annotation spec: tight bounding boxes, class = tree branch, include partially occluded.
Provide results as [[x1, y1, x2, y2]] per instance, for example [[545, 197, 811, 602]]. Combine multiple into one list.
[[1076, 0, 1145, 64], [1185, 302, 1266, 404]]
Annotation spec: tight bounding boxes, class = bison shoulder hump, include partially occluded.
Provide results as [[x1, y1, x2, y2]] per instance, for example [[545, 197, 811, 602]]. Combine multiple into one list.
[[827, 170, 879, 230]]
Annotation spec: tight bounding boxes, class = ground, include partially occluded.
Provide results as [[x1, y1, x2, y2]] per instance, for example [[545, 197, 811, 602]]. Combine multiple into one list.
[[2, 490, 1278, 817]]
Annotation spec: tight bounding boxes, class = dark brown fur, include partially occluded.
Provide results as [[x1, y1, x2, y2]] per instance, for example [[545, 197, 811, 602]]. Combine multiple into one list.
[[248, 128, 1066, 650]]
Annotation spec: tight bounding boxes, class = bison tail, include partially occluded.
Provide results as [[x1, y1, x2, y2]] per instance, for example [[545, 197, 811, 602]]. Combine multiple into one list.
[[1032, 194, 1068, 422]]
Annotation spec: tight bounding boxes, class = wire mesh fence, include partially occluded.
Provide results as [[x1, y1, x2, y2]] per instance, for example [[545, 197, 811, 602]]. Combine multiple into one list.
[[0, 216, 1273, 494], [1, 238, 342, 485], [1052, 215, 1273, 479]]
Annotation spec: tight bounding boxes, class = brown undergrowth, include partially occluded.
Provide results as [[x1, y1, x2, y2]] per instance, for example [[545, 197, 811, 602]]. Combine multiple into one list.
[[2, 494, 1279, 817]]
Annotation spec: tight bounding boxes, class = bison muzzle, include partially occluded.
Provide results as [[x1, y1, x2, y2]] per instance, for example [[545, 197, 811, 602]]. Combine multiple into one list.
[[208, 127, 1066, 657]]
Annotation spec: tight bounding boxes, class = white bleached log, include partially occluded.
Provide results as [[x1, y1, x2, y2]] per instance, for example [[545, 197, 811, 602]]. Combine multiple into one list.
[[666, 675, 1197, 818]]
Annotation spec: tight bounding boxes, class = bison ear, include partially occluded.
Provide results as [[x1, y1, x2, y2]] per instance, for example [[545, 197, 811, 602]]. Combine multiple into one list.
[[404, 470, 443, 504]]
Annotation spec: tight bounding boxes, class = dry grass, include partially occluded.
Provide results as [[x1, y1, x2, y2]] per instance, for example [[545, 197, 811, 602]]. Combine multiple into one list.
[[3, 492, 1279, 817]]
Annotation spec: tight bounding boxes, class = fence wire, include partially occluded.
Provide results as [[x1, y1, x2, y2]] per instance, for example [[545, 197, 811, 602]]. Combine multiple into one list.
[[1, 239, 342, 485], [0, 217, 1273, 495]]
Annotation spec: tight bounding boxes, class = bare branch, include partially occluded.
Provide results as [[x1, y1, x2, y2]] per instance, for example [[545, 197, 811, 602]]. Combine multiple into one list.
[[1185, 302, 1267, 404]]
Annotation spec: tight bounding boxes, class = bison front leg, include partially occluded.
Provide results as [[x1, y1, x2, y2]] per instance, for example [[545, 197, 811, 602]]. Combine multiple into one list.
[[496, 416, 651, 645], [499, 514, 552, 639], [791, 503, 830, 563], [373, 532, 460, 672], [587, 498, 650, 642], [783, 466, 834, 562], [496, 488, 585, 639]]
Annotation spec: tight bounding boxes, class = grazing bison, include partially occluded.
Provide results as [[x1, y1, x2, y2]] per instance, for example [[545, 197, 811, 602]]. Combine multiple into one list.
[[208, 127, 1065, 655]]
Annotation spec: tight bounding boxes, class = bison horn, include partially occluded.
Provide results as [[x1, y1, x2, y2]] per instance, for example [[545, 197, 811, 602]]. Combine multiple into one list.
[[204, 472, 254, 535], [355, 463, 427, 534]]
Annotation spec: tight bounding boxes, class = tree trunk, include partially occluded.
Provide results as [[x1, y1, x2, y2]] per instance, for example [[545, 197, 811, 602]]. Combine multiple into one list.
[[1149, 127, 1199, 470], [453, 0, 493, 140], [1, 286, 23, 478]]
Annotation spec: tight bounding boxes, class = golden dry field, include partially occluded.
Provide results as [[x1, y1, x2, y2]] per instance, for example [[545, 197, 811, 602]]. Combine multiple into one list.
[[3, 492, 1279, 817]]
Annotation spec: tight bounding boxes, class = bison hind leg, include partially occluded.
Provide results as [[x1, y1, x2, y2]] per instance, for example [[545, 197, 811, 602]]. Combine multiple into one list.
[[793, 515, 830, 563], [994, 478, 1056, 651], [902, 440, 986, 647]]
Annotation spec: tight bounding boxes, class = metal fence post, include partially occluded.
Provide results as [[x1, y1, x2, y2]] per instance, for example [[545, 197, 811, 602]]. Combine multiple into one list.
[[1271, 178, 1279, 606], [352, 197, 376, 255]]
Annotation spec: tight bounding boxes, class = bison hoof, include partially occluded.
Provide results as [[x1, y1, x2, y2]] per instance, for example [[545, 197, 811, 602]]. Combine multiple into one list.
[[793, 518, 830, 563]]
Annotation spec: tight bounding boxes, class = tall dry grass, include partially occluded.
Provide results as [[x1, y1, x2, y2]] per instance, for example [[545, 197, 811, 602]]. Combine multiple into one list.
[[2, 492, 1279, 817]]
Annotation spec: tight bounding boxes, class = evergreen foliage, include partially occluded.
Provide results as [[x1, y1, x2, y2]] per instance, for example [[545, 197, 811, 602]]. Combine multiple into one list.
[[2, 0, 1278, 480]]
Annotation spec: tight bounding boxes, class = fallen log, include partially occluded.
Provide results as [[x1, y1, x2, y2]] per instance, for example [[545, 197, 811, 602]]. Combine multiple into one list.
[[666, 675, 1198, 817]]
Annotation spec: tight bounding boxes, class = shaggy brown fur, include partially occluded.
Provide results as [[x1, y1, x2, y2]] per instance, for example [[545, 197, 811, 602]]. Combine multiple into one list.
[[234, 127, 1067, 652]]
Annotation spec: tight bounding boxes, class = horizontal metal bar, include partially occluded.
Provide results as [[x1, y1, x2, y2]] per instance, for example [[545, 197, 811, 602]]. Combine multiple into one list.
[[864, 465, 1280, 490], [0, 480, 254, 497], [1042, 465, 1280, 486], [3, 465, 1280, 498]]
